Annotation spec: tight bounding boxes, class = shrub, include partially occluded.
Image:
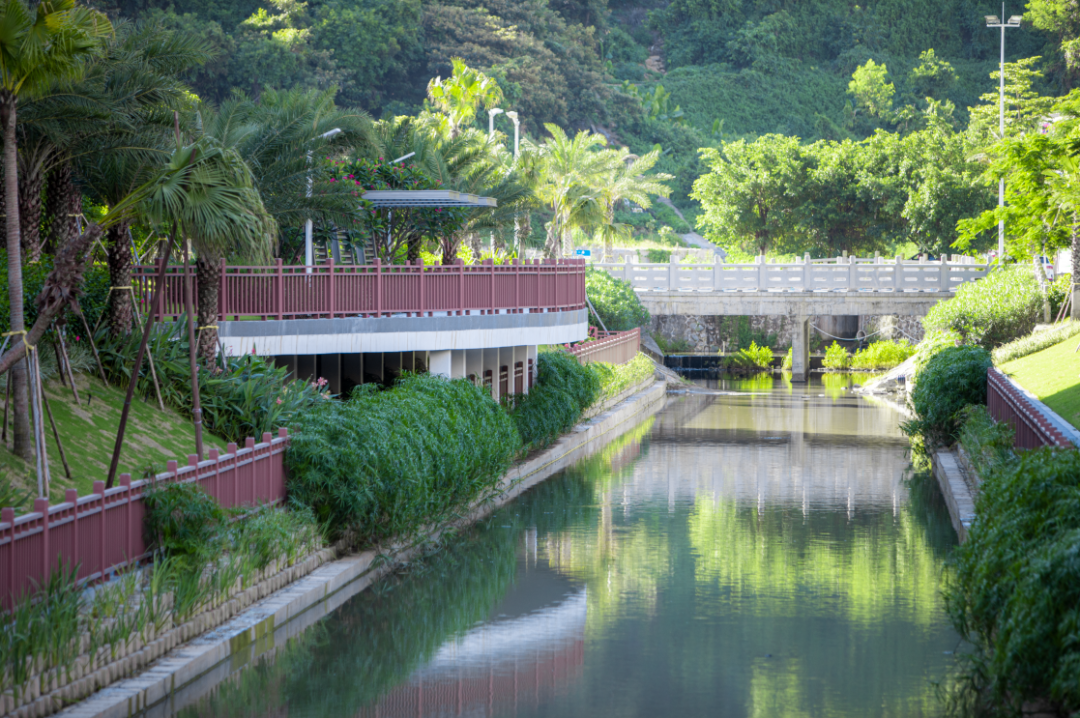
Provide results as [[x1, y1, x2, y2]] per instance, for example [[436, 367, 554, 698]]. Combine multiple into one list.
[[782, 346, 792, 370], [991, 319, 1080, 365], [724, 341, 773, 372], [1048, 272, 1071, 319], [653, 334, 693, 354], [96, 318, 327, 444], [850, 339, 915, 370], [287, 373, 520, 540], [590, 353, 654, 400], [822, 341, 851, 370], [903, 344, 992, 445], [0, 255, 110, 335], [922, 267, 1043, 348], [946, 448, 1080, 715], [512, 351, 602, 452], [143, 482, 228, 563], [585, 268, 650, 331], [956, 405, 1015, 480]]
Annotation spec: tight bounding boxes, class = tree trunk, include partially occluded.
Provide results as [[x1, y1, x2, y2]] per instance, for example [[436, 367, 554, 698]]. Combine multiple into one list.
[[44, 160, 79, 256], [195, 256, 219, 361], [543, 215, 560, 259], [406, 230, 421, 263], [2, 92, 31, 461], [17, 152, 43, 265], [106, 221, 134, 336], [1072, 216, 1079, 321]]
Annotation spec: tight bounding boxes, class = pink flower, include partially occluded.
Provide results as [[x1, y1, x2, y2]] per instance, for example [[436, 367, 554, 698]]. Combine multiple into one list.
[[276, 398, 283, 405], [330, 178, 336, 182]]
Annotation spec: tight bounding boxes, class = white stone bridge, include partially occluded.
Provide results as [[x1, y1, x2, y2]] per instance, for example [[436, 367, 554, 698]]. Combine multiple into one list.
[[591, 255, 987, 381]]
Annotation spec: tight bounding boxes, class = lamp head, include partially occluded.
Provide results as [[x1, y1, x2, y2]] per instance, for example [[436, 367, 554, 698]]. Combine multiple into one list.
[[488, 108, 504, 117], [1008, 15, 1023, 25], [321, 128, 343, 139], [506, 110, 519, 123], [986, 15, 1000, 24]]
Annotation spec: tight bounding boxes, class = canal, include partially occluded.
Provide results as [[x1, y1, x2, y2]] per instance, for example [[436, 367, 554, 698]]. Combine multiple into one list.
[[175, 376, 959, 718]]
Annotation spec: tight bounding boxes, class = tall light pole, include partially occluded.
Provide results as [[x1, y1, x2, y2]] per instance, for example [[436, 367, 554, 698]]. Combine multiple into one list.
[[505, 111, 520, 158], [306, 128, 343, 271], [505, 111, 522, 252], [488, 107, 504, 138], [986, 8, 1022, 262]]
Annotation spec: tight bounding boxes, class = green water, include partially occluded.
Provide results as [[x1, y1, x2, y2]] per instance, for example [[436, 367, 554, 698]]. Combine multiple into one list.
[[178, 376, 959, 718]]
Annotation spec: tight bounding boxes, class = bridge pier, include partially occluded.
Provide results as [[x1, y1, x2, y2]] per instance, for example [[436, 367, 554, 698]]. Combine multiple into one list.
[[791, 315, 810, 383]]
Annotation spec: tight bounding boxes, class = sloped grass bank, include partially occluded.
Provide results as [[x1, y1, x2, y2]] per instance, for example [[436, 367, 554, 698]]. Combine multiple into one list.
[[998, 336, 1080, 431], [0, 375, 227, 507]]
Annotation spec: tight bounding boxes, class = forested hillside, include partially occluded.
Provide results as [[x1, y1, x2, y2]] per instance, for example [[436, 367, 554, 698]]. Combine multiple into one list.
[[89, 1, 1050, 209]]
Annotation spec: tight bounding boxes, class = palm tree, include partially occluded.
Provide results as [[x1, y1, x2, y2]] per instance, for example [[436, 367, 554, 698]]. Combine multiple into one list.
[[67, 19, 214, 336], [426, 58, 503, 139], [593, 148, 673, 260], [534, 124, 611, 258], [0, 0, 110, 460], [192, 88, 372, 356]]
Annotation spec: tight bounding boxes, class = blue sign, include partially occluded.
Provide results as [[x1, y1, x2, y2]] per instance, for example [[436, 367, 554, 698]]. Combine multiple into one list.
[[575, 249, 591, 257]]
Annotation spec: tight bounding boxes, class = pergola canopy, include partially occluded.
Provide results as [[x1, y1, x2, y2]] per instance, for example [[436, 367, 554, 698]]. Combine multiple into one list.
[[361, 190, 497, 208]]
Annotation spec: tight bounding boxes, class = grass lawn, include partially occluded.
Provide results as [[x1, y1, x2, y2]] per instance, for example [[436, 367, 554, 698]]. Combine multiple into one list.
[[999, 336, 1080, 430], [1, 373, 228, 510]]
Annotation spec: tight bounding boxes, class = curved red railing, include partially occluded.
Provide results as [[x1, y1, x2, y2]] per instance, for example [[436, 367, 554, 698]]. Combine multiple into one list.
[[132, 258, 588, 321], [987, 368, 1079, 449], [567, 328, 641, 366]]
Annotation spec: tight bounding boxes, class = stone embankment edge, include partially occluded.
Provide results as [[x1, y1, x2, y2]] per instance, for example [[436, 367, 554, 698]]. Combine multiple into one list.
[[55, 378, 668, 718], [931, 448, 976, 543]]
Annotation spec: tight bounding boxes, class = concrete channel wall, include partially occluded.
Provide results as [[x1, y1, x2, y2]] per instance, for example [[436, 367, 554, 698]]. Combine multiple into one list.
[[56, 379, 668, 718]]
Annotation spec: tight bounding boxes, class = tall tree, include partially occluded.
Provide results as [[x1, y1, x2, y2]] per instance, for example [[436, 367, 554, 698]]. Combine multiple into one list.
[[592, 148, 672, 260], [534, 124, 610, 257], [426, 58, 504, 139], [692, 134, 807, 255], [0, 0, 110, 461]]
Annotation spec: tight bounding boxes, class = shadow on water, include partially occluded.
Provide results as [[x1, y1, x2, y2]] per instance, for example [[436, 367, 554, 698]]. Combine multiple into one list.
[[170, 377, 961, 718]]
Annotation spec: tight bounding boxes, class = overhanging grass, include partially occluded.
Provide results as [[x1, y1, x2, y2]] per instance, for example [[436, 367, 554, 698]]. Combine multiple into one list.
[[999, 337, 1080, 431], [0, 373, 228, 508]]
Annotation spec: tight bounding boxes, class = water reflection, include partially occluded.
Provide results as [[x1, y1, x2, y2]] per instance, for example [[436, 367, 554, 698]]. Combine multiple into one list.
[[174, 377, 957, 718]]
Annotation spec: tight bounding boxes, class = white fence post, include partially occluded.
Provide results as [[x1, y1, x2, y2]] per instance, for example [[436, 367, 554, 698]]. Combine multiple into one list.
[[895, 255, 905, 291], [803, 253, 812, 291], [940, 258, 951, 292], [668, 255, 678, 291], [712, 257, 723, 291], [848, 255, 856, 291], [757, 255, 767, 291]]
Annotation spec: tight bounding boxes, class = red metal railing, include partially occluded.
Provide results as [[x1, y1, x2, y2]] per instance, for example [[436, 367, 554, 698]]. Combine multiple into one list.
[[987, 368, 1077, 449], [0, 430, 289, 610], [567, 328, 641, 366], [133, 258, 587, 321]]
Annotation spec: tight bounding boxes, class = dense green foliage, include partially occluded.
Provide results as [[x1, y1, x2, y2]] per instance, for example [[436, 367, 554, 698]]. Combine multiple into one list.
[[992, 318, 1080, 364], [956, 405, 1015, 480], [511, 350, 602, 452], [143, 482, 228, 563], [904, 344, 993, 445], [0, 256, 109, 336], [287, 373, 520, 539], [823, 342, 851, 370], [947, 448, 1080, 715], [723, 341, 773, 372], [95, 318, 327, 445], [585, 268, 650, 330], [591, 352, 654, 400], [922, 268, 1044, 349], [851, 339, 916, 370]]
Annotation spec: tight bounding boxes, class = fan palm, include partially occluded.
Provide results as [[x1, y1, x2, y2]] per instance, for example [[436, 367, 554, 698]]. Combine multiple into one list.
[[0, 0, 110, 460]]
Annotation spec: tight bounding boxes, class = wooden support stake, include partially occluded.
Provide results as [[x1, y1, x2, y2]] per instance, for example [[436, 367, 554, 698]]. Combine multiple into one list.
[[40, 380, 72, 480], [1, 370, 9, 444], [75, 308, 109, 387], [129, 287, 166, 412], [56, 328, 80, 404]]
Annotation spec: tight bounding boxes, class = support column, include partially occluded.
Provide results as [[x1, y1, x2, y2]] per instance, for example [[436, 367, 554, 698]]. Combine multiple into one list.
[[342, 353, 363, 387], [791, 315, 810, 383], [318, 353, 342, 394], [296, 355, 316, 382], [452, 350, 466, 380], [483, 348, 500, 401], [430, 350, 452, 379], [465, 349, 483, 384]]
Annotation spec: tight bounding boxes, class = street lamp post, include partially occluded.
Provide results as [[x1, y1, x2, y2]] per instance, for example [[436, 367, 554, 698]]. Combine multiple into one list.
[[986, 7, 1023, 263], [505, 111, 522, 252], [488, 107, 504, 138], [306, 127, 343, 271]]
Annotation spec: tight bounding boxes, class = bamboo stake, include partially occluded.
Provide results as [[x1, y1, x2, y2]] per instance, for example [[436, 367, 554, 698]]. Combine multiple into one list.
[[2, 370, 10, 445], [53, 339, 67, 388], [181, 236, 205, 460], [107, 237, 173, 489], [129, 286, 165, 412], [56, 328, 81, 404], [75, 308, 109, 386], [27, 346, 50, 497], [40, 380, 72, 480]]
